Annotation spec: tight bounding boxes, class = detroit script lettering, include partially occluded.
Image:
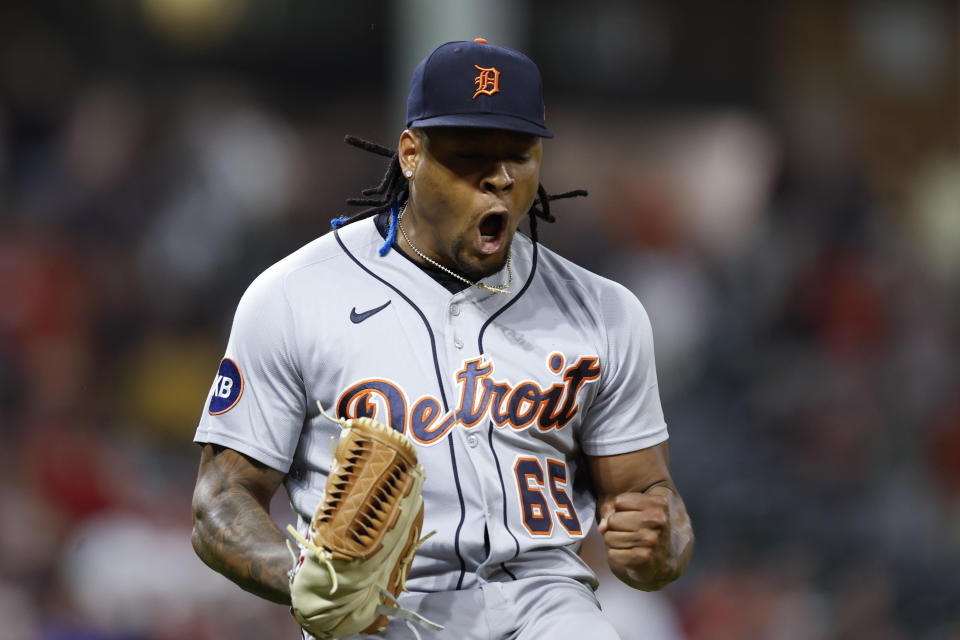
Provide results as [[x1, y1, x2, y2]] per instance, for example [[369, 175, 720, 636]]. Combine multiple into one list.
[[334, 353, 601, 445]]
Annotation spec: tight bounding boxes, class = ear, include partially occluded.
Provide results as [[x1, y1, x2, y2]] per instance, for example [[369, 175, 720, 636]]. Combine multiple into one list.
[[398, 129, 421, 177]]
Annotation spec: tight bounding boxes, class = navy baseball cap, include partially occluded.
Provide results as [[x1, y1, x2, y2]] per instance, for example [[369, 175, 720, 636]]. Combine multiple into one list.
[[406, 38, 553, 138]]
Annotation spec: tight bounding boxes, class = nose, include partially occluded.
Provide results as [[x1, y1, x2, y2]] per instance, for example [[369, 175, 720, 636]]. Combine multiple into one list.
[[483, 161, 513, 194]]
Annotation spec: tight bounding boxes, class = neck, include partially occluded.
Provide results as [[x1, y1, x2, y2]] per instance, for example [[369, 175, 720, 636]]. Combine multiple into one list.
[[395, 203, 446, 268]]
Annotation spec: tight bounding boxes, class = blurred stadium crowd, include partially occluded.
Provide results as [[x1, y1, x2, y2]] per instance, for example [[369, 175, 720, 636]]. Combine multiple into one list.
[[0, 1, 958, 639]]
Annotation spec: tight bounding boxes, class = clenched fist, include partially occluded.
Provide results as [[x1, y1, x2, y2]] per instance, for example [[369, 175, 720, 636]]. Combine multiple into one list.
[[597, 487, 691, 591]]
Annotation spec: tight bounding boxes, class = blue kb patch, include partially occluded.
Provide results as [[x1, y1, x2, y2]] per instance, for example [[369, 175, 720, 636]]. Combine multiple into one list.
[[208, 358, 244, 415]]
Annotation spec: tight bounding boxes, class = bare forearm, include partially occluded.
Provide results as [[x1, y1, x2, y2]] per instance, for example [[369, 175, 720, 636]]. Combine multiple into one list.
[[192, 488, 292, 604], [191, 445, 292, 604]]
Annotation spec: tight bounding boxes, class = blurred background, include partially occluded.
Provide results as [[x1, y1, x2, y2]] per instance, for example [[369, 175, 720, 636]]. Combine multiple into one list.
[[1, 0, 958, 638]]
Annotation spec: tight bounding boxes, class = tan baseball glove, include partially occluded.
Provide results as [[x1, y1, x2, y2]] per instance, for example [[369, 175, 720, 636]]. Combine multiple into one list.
[[286, 403, 441, 639]]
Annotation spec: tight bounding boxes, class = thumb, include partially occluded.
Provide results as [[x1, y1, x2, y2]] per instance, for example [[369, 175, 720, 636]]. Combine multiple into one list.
[[597, 500, 616, 533]]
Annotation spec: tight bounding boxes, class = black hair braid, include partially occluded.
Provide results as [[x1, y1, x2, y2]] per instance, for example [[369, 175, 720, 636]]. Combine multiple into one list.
[[335, 134, 587, 244], [529, 184, 588, 243], [331, 135, 407, 226]]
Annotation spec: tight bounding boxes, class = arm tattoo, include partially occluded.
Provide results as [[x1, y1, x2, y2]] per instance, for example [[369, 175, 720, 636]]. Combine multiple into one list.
[[192, 446, 292, 604]]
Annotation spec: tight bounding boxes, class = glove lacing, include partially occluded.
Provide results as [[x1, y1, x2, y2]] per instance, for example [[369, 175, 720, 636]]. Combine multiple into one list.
[[376, 588, 444, 640], [286, 525, 340, 592], [286, 526, 443, 638]]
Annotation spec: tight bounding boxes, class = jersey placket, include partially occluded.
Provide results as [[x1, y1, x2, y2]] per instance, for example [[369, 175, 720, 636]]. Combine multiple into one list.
[[443, 287, 521, 579]]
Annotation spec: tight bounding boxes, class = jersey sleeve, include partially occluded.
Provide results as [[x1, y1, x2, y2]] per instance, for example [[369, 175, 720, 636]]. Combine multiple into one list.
[[194, 266, 306, 472], [579, 282, 668, 456]]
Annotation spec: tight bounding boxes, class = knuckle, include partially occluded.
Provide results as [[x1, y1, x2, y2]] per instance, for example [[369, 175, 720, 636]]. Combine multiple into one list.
[[631, 547, 653, 564], [639, 530, 659, 546]]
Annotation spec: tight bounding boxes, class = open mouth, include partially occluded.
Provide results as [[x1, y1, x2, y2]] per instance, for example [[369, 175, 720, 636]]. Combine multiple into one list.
[[476, 212, 506, 254]]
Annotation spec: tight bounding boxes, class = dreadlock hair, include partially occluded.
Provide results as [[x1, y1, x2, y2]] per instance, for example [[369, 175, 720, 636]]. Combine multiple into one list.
[[335, 133, 588, 257]]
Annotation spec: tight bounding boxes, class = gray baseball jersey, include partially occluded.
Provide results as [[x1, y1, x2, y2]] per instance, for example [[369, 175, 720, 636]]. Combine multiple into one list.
[[195, 216, 668, 594]]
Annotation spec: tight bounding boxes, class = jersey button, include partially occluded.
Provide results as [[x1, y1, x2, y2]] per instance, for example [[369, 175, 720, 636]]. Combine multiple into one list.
[[450, 303, 460, 316], [466, 434, 479, 447], [454, 336, 464, 349]]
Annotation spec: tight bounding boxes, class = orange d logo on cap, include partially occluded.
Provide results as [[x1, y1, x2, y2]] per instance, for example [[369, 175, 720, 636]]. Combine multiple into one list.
[[473, 65, 500, 99]]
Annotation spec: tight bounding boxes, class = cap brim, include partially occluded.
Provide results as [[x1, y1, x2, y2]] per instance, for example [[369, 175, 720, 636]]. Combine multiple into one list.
[[409, 113, 553, 138]]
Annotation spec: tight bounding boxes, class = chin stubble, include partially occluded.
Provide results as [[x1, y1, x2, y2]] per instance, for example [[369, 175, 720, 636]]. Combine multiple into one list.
[[452, 236, 512, 282]]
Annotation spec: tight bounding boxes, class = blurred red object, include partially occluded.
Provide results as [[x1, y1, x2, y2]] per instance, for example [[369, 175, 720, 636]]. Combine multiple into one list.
[[930, 400, 960, 497], [21, 420, 117, 523]]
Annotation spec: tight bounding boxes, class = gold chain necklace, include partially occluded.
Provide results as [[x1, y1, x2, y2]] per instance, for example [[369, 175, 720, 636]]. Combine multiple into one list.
[[396, 203, 512, 295]]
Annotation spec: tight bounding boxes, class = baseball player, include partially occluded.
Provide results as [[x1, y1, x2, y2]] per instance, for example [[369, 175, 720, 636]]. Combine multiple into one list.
[[191, 39, 693, 639]]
